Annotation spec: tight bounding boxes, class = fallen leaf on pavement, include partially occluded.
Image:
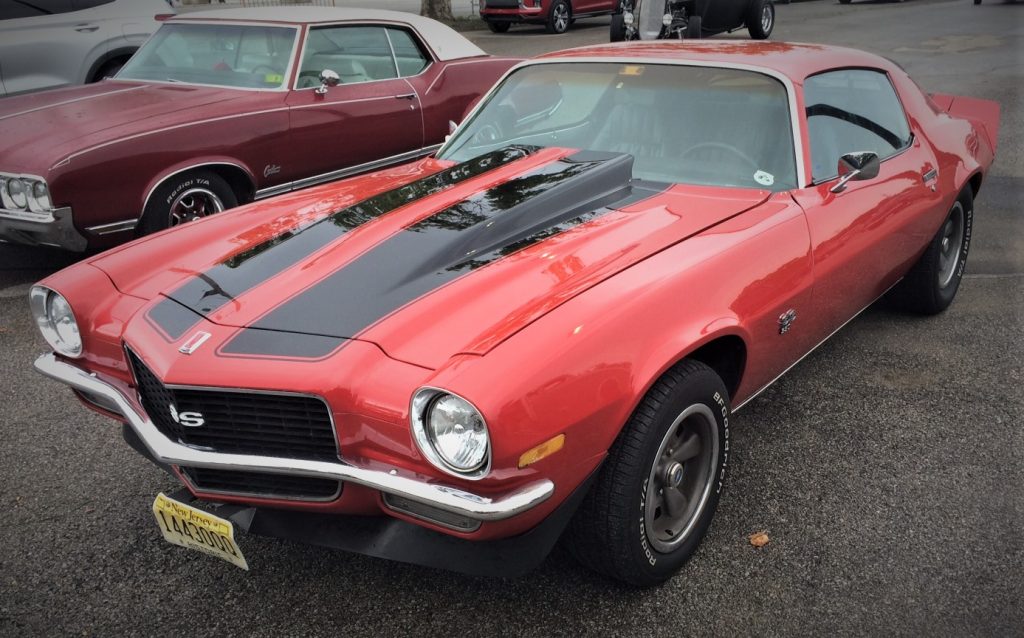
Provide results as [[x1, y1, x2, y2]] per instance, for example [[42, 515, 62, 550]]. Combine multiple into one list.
[[749, 531, 770, 548]]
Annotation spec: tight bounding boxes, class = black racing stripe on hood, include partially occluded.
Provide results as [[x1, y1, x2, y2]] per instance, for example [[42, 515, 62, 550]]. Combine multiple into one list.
[[146, 146, 536, 342], [219, 151, 660, 360]]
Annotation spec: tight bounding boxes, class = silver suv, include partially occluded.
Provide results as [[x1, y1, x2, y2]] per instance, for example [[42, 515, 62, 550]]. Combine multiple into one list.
[[0, 0, 176, 96]]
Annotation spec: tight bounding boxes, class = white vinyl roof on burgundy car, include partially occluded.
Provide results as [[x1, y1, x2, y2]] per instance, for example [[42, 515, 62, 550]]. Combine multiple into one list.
[[171, 7, 486, 61]]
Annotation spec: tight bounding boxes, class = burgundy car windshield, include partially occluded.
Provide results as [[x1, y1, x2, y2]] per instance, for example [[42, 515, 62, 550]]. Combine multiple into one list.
[[118, 23, 297, 90], [439, 62, 798, 191]]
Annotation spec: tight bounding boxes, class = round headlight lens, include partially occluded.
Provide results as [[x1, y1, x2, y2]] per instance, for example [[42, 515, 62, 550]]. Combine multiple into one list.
[[411, 389, 490, 478], [29, 286, 82, 358], [28, 180, 52, 212], [7, 178, 28, 210]]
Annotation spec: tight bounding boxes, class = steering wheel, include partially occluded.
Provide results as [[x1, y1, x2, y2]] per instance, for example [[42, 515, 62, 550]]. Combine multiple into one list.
[[680, 142, 759, 174]]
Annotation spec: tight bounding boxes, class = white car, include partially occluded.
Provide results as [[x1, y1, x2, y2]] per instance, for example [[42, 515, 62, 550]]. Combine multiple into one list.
[[0, 0, 176, 96]]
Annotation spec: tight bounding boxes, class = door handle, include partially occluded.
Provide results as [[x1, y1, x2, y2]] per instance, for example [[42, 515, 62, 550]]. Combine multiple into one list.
[[395, 93, 416, 100], [75, 24, 100, 32]]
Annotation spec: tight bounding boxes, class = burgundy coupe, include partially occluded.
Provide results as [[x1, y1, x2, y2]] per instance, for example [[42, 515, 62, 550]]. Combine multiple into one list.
[[32, 42, 998, 585], [0, 8, 518, 251]]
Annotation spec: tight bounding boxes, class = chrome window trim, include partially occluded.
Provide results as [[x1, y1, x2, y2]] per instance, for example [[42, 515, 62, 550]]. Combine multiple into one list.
[[254, 144, 441, 200], [115, 21, 302, 92], [436, 56, 809, 189], [35, 352, 554, 521], [291, 20, 437, 92]]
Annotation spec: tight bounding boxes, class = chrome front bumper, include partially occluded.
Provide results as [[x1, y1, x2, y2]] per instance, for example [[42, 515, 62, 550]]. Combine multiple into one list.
[[34, 353, 554, 522], [0, 207, 87, 251]]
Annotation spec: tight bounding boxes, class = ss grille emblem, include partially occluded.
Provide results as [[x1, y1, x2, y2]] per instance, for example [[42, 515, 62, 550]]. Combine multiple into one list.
[[169, 403, 205, 428]]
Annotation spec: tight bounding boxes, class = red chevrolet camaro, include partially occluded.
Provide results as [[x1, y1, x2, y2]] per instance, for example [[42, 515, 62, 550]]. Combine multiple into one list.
[[31, 42, 998, 585], [0, 8, 517, 251]]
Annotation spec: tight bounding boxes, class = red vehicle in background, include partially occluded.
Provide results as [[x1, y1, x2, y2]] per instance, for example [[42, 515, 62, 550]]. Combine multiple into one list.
[[31, 42, 998, 585], [0, 8, 518, 252], [481, 0, 621, 34]]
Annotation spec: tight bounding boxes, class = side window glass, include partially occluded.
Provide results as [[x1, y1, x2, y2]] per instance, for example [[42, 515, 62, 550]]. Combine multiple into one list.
[[72, 0, 116, 9], [1, 0, 73, 17], [805, 69, 912, 183], [298, 26, 398, 89], [387, 28, 430, 77]]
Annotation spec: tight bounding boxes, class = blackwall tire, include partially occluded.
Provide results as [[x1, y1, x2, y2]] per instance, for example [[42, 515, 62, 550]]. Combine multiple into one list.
[[746, 0, 774, 39], [546, 0, 572, 33], [889, 188, 974, 315], [610, 12, 627, 41], [566, 360, 730, 586], [138, 170, 238, 236], [685, 15, 702, 39], [487, 21, 511, 33]]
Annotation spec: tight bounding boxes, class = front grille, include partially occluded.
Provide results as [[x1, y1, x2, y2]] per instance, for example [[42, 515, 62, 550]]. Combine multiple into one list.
[[127, 349, 339, 462], [181, 467, 341, 501]]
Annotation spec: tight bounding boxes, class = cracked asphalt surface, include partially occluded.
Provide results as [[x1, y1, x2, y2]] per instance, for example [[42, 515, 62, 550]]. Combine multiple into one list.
[[1, 0, 1021, 635]]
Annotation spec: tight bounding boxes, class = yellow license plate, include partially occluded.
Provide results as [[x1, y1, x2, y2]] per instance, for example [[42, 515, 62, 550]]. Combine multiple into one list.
[[152, 492, 249, 570]]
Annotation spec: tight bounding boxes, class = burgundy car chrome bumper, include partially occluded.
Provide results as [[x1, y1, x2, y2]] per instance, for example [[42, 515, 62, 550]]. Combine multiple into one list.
[[34, 353, 555, 522]]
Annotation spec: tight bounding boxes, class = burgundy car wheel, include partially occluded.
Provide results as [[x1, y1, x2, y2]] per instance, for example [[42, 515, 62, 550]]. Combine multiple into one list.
[[168, 187, 225, 227], [139, 169, 239, 236]]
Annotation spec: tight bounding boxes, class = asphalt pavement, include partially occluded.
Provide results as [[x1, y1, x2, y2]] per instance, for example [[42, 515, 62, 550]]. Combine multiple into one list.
[[1, 0, 1021, 635]]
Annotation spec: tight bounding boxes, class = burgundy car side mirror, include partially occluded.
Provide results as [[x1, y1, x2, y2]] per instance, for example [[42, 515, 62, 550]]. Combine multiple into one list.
[[831, 151, 880, 193]]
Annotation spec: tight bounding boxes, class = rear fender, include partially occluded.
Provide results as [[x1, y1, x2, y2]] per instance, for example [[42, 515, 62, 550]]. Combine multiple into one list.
[[930, 93, 1001, 155]]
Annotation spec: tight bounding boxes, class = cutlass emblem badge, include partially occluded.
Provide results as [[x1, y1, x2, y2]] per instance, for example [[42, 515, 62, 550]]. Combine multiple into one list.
[[179, 331, 211, 355], [169, 403, 205, 428]]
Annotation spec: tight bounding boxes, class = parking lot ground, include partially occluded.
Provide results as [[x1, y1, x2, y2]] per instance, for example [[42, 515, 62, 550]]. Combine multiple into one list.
[[1, 0, 1021, 635]]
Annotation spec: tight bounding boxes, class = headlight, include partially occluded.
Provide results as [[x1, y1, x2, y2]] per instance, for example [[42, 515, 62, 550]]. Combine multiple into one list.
[[7, 178, 28, 209], [411, 388, 490, 478], [29, 286, 83, 358], [0, 174, 54, 213]]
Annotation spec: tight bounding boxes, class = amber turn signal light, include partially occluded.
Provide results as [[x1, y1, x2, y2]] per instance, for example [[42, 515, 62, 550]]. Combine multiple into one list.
[[518, 434, 566, 469]]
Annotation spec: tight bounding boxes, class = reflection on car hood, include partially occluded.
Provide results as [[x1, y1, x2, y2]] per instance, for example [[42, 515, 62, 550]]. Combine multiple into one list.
[[93, 147, 770, 369], [0, 81, 248, 173]]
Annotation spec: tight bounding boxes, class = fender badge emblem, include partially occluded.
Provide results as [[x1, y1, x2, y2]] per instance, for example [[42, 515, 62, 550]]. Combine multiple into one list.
[[778, 309, 797, 335], [179, 331, 212, 355]]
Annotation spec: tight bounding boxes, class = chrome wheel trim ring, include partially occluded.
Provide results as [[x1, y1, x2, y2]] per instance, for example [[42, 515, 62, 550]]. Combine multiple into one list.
[[168, 187, 225, 227], [644, 403, 720, 553], [938, 201, 965, 289]]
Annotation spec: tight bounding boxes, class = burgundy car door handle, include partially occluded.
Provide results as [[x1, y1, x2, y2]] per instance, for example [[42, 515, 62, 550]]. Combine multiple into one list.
[[75, 24, 100, 32], [395, 93, 417, 100]]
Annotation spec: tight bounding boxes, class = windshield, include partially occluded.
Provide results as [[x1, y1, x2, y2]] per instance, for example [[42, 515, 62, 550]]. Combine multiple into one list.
[[439, 62, 798, 191], [118, 23, 297, 90]]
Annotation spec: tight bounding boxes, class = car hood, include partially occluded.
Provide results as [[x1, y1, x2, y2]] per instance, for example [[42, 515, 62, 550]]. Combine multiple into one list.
[[93, 146, 770, 369], [0, 81, 247, 173]]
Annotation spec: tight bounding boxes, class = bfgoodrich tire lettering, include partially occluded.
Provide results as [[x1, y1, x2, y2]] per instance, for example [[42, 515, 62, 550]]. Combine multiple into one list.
[[890, 187, 974, 314], [566, 359, 730, 586]]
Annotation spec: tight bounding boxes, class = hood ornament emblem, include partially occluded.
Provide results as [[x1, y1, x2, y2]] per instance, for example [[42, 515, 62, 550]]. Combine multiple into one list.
[[179, 331, 212, 355]]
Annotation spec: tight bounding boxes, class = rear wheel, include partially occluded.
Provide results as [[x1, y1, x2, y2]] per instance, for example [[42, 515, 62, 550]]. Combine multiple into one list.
[[567, 360, 730, 586], [746, 0, 774, 39], [610, 12, 627, 41], [138, 170, 238, 236], [90, 57, 128, 83], [547, 0, 572, 34], [487, 21, 511, 33], [889, 188, 974, 314]]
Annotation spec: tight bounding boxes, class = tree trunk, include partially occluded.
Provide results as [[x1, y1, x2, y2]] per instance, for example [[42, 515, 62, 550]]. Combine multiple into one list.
[[420, 0, 455, 21]]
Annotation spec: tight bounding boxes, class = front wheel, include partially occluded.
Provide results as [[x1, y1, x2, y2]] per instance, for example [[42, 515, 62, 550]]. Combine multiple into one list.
[[138, 170, 238, 236], [747, 0, 774, 39], [685, 15, 702, 38], [567, 360, 730, 586], [546, 0, 572, 34], [610, 12, 627, 41], [889, 188, 974, 314], [487, 21, 511, 33]]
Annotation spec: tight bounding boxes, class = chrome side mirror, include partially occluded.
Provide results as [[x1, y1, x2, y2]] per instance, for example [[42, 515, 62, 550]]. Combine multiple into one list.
[[830, 151, 880, 193], [315, 69, 340, 96], [448, 120, 458, 135]]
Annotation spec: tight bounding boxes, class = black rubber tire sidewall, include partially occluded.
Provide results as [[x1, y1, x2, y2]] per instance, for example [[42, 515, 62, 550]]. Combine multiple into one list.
[[567, 360, 731, 586], [610, 12, 626, 41], [138, 170, 238, 236], [746, 0, 773, 39], [487, 21, 511, 33], [546, 0, 571, 33], [685, 15, 702, 39]]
